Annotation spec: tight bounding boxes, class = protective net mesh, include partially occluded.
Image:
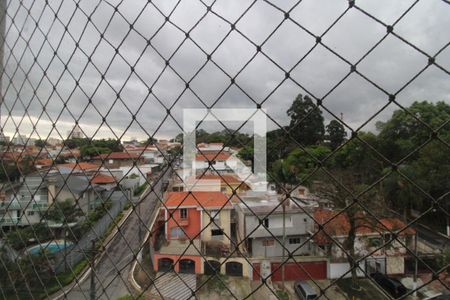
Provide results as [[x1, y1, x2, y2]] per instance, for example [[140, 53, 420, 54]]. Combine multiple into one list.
[[0, 0, 449, 299]]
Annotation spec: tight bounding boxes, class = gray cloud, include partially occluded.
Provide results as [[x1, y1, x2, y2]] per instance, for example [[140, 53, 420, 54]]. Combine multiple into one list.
[[1, 0, 449, 141]]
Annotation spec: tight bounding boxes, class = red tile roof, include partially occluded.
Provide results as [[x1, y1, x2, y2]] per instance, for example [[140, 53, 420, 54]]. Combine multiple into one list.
[[196, 174, 246, 185], [165, 192, 232, 209], [36, 159, 53, 166], [125, 145, 158, 152], [91, 174, 116, 184], [57, 162, 100, 171], [313, 209, 415, 245], [92, 152, 141, 160], [195, 152, 231, 161]]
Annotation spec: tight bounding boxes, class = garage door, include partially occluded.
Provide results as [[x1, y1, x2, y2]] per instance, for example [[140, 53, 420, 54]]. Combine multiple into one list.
[[179, 259, 196, 274], [253, 262, 327, 281], [225, 262, 243, 277], [158, 258, 174, 272], [271, 261, 327, 281]]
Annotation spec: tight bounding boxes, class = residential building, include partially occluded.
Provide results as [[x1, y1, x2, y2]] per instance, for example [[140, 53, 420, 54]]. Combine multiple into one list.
[[91, 152, 144, 168], [152, 191, 251, 276], [56, 162, 100, 175], [67, 124, 84, 139], [0, 169, 118, 227], [237, 202, 315, 258], [313, 209, 416, 276], [11, 134, 28, 146], [170, 174, 250, 196], [0, 174, 48, 227], [124, 145, 162, 164], [193, 152, 232, 172]]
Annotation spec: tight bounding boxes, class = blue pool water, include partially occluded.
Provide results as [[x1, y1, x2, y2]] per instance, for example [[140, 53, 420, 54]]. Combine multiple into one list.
[[27, 240, 73, 255]]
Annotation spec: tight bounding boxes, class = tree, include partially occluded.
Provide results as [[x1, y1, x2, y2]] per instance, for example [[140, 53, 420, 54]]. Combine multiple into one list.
[[267, 127, 291, 166], [287, 94, 324, 146], [376, 101, 450, 162], [326, 120, 347, 150], [142, 136, 156, 145], [34, 139, 47, 148], [333, 132, 383, 183], [382, 166, 421, 220], [64, 138, 89, 149], [238, 146, 253, 163], [284, 145, 332, 183], [80, 145, 111, 158], [270, 159, 297, 192], [313, 170, 385, 289], [44, 199, 82, 223]]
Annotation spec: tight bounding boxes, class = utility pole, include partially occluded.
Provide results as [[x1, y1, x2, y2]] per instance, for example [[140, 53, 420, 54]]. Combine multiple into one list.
[[0, 0, 6, 132], [413, 232, 418, 297], [138, 199, 142, 243], [281, 202, 286, 290], [89, 239, 96, 300], [64, 225, 67, 272]]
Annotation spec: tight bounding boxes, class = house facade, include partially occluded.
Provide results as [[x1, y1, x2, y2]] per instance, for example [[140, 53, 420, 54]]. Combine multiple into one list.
[[152, 191, 251, 276], [313, 209, 416, 276], [238, 203, 315, 258], [91, 152, 144, 168]]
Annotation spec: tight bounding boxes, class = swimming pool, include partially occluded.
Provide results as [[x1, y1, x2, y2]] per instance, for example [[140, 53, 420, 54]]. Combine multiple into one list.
[[26, 240, 73, 255]]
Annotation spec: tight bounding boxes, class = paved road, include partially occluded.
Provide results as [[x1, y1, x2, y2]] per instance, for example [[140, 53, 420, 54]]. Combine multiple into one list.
[[54, 167, 171, 300]]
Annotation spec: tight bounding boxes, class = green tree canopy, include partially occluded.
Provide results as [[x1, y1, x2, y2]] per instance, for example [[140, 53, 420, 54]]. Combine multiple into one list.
[[34, 139, 48, 148], [287, 94, 324, 146], [44, 199, 82, 223], [326, 120, 347, 150], [376, 101, 450, 162]]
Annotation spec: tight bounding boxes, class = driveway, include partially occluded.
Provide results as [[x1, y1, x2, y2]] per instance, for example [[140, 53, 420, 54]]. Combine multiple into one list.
[[151, 272, 196, 300]]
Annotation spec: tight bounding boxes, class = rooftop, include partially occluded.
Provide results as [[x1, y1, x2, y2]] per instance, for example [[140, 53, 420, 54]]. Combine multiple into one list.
[[90, 173, 117, 184], [313, 209, 416, 245], [165, 191, 232, 209], [57, 162, 100, 171], [92, 152, 141, 160], [195, 152, 231, 161]]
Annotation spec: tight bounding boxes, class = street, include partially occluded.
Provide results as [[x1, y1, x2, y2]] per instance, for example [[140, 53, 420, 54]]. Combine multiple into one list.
[[53, 166, 172, 300]]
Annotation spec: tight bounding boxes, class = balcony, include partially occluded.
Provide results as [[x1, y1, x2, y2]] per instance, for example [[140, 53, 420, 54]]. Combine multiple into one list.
[[202, 240, 238, 258], [0, 217, 20, 226], [178, 218, 189, 226], [157, 238, 201, 256], [32, 202, 48, 210]]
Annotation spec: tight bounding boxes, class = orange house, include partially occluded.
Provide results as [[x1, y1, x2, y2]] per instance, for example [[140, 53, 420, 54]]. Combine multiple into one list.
[[163, 191, 231, 241], [154, 191, 232, 274]]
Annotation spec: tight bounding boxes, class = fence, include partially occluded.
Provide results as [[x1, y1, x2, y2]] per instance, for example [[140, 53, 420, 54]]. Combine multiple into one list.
[[0, 0, 449, 299], [52, 191, 127, 274]]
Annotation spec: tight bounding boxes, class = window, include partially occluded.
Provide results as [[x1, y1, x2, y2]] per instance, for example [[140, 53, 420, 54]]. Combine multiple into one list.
[[27, 211, 34, 216], [210, 210, 219, 220], [211, 229, 223, 236], [289, 237, 301, 244], [262, 239, 274, 246], [263, 218, 269, 228], [170, 227, 185, 239], [108, 159, 114, 164], [180, 208, 188, 219]]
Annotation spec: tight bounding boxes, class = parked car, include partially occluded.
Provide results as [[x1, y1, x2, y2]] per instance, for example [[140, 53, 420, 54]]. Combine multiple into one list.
[[294, 281, 318, 300], [370, 272, 407, 298]]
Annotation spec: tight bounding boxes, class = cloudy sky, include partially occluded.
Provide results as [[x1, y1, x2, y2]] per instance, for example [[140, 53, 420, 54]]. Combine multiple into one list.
[[1, 0, 449, 142]]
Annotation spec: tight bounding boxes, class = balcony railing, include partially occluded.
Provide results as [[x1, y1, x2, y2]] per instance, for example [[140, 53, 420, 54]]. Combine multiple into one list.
[[32, 202, 48, 210], [178, 218, 189, 226], [0, 217, 20, 226]]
